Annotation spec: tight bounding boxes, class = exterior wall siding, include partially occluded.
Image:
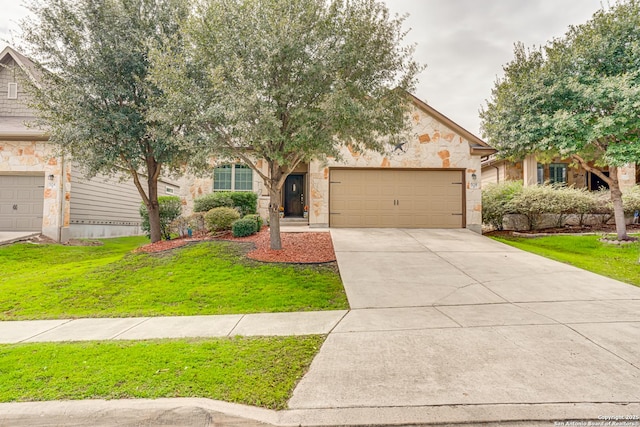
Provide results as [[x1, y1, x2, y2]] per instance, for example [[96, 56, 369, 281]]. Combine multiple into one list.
[[0, 57, 33, 117]]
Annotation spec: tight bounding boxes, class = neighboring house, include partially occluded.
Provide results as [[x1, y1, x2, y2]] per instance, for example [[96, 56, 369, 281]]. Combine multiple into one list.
[[183, 94, 496, 233], [0, 46, 178, 241], [481, 154, 638, 192]]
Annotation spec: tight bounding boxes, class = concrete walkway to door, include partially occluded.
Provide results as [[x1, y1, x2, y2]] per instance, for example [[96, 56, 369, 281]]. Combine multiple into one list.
[[288, 228, 640, 425]]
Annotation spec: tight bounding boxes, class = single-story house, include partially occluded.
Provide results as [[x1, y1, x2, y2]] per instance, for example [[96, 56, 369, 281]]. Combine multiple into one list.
[[181, 94, 496, 233], [0, 46, 178, 241], [481, 154, 638, 192]]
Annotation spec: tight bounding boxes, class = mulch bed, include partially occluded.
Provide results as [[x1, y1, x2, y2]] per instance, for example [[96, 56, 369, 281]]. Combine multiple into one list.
[[135, 227, 336, 264]]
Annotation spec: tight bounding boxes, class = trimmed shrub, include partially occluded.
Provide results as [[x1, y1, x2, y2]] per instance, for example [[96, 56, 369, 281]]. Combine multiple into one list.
[[481, 181, 523, 230], [193, 191, 258, 216], [204, 207, 241, 232], [506, 184, 568, 230], [623, 185, 640, 215], [228, 192, 258, 216], [232, 217, 258, 237], [193, 193, 234, 212], [243, 214, 263, 232], [139, 195, 182, 240]]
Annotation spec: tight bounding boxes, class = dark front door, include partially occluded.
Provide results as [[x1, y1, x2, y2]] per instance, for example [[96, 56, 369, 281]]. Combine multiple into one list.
[[284, 174, 304, 217]]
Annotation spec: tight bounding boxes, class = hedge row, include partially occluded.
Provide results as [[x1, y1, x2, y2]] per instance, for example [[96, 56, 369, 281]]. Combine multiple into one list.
[[482, 182, 640, 230]]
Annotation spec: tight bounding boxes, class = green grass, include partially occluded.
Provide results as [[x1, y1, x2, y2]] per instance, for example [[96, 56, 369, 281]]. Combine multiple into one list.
[[0, 237, 348, 320], [0, 336, 324, 409], [491, 234, 640, 287]]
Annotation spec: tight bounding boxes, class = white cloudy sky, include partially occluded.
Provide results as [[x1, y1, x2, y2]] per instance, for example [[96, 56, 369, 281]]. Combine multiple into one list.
[[0, 0, 604, 138]]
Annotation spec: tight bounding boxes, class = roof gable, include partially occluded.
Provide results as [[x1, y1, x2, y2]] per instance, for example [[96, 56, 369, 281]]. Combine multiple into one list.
[[408, 93, 495, 156]]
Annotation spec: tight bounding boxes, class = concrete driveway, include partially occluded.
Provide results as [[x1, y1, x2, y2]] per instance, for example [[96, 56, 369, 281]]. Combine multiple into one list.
[[288, 228, 640, 425]]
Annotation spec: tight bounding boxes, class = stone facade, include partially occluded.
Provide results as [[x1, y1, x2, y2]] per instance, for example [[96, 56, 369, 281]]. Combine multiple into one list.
[[0, 140, 70, 239], [188, 98, 491, 233], [482, 155, 637, 193], [303, 101, 485, 232]]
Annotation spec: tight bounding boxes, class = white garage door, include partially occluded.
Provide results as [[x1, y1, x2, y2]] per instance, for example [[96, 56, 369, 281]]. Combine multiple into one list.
[[0, 175, 44, 231], [330, 169, 464, 228]]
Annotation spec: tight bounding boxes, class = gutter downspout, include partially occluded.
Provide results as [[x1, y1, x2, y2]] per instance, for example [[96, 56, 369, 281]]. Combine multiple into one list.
[[493, 165, 500, 183]]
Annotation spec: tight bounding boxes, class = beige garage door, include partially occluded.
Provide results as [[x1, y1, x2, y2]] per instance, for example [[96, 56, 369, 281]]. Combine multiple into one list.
[[0, 175, 44, 231], [330, 169, 464, 228]]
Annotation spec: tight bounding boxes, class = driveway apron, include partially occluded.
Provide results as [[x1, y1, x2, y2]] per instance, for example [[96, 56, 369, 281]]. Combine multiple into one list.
[[289, 228, 640, 417]]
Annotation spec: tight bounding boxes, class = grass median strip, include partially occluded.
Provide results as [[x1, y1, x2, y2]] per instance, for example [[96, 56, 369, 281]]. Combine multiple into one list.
[[0, 237, 347, 320], [491, 234, 640, 286], [0, 335, 324, 409]]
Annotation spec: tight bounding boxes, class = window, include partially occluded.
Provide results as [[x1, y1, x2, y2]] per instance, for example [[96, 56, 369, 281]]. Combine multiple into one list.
[[549, 163, 567, 184], [213, 164, 253, 191], [537, 163, 544, 184], [7, 82, 17, 99]]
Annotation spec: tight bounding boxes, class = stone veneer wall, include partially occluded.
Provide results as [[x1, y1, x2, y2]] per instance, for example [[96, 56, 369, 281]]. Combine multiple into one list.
[[307, 104, 484, 232], [0, 140, 70, 240]]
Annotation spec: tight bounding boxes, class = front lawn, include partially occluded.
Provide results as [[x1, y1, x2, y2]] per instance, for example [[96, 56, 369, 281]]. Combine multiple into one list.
[[0, 335, 323, 409], [0, 237, 348, 320], [491, 234, 640, 287]]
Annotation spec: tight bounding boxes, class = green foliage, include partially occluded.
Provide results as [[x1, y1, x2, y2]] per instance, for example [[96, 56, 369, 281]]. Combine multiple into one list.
[[0, 336, 324, 409], [622, 185, 640, 215], [151, 0, 422, 249], [204, 207, 241, 232], [482, 183, 620, 230], [480, 0, 640, 238], [228, 192, 258, 216], [482, 181, 523, 230], [0, 237, 348, 320], [194, 191, 258, 216], [232, 217, 258, 237], [194, 192, 234, 212], [140, 196, 182, 240], [243, 214, 263, 232], [19, 0, 193, 242]]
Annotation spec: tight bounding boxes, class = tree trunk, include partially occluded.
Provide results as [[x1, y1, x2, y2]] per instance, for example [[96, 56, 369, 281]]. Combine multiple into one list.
[[269, 188, 282, 250], [146, 176, 163, 243], [609, 167, 629, 241], [268, 161, 284, 250]]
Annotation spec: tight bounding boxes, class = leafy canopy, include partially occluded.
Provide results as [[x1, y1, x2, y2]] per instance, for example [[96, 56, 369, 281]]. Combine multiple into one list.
[[20, 0, 191, 183], [480, 0, 640, 168], [153, 0, 422, 180]]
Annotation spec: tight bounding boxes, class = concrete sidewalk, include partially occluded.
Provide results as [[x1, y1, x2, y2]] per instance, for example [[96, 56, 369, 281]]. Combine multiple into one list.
[[0, 311, 347, 343]]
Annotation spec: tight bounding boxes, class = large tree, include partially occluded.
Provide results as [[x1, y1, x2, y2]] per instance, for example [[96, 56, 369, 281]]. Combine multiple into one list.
[[152, 0, 421, 249], [480, 0, 640, 240], [19, 0, 191, 243]]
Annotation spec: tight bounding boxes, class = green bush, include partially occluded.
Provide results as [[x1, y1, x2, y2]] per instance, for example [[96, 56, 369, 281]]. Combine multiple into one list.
[[623, 185, 640, 215], [482, 181, 523, 230], [243, 214, 263, 233], [506, 184, 569, 230], [194, 193, 234, 212], [139, 196, 182, 240], [194, 192, 258, 216], [229, 192, 258, 216], [204, 207, 241, 232], [232, 217, 258, 237]]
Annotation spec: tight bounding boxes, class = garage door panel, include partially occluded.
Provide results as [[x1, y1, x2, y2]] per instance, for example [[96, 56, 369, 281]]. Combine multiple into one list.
[[0, 175, 44, 231], [330, 169, 463, 229]]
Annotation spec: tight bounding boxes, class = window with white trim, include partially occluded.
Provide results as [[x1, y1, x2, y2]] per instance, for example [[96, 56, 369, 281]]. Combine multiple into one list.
[[213, 164, 253, 191], [8, 82, 17, 99]]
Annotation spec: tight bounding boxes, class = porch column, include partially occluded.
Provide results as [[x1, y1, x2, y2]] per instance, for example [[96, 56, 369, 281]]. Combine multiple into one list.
[[618, 164, 636, 193], [522, 154, 538, 187]]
